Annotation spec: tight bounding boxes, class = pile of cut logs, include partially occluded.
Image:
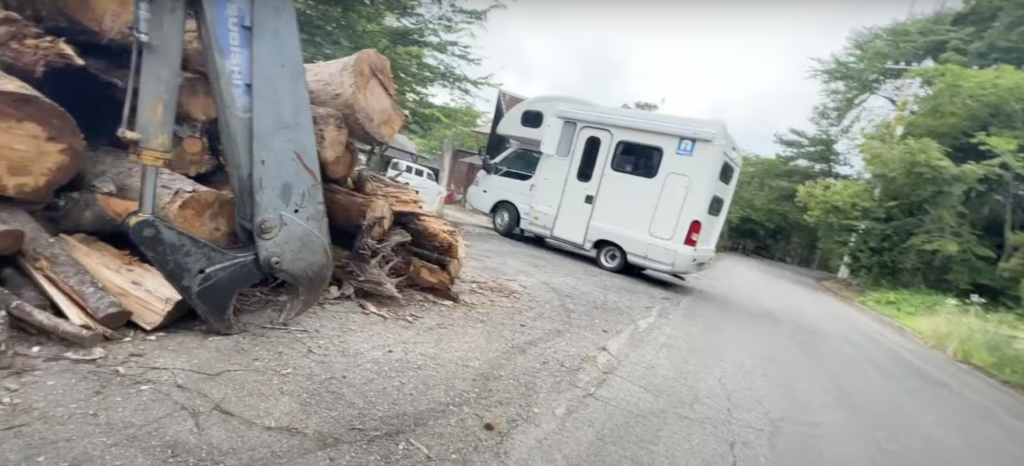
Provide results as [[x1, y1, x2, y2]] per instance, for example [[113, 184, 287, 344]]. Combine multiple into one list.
[[0, 2, 465, 345]]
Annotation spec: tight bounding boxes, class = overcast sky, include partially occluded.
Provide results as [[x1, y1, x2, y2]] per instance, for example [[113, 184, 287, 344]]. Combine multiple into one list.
[[464, 0, 951, 155]]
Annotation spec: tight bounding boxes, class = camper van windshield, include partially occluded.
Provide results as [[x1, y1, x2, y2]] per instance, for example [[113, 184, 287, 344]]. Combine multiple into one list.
[[494, 148, 542, 181]]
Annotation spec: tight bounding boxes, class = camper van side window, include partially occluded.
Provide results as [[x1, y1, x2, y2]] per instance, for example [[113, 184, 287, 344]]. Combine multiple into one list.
[[577, 136, 602, 182], [611, 142, 662, 179], [556, 122, 577, 158], [521, 110, 544, 129], [719, 162, 735, 185], [709, 196, 725, 217]]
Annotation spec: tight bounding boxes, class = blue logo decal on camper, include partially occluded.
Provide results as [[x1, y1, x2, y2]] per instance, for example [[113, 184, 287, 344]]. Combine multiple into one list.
[[677, 138, 696, 156]]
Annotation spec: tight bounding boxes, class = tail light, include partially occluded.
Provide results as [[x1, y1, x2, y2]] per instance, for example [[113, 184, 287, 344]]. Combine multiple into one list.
[[684, 220, 702, 247]]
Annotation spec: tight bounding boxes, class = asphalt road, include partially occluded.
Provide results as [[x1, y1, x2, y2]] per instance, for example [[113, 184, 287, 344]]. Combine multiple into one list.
[[506, 253, 1024, 466], [3, 227, 1024, 465]]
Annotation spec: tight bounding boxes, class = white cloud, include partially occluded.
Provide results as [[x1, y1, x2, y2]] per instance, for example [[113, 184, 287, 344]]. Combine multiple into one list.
[[465, 0, 949, 154]]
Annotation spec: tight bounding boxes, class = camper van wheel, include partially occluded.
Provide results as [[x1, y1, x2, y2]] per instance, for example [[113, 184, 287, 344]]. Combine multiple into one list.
[[595, 243, 628, 273], [492, 203, 519, 238]]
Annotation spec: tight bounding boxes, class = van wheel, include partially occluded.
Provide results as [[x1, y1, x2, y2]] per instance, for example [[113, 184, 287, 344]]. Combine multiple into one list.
[[595, 243, 628, 273], [492, 203, 519, 238]]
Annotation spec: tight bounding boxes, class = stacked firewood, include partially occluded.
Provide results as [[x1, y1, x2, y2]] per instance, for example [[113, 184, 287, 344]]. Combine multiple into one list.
[[0, 2, 465, 345]]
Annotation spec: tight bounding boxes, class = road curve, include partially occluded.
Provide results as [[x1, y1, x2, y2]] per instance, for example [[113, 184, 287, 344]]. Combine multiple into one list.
[[505, 254, 1024, 466]]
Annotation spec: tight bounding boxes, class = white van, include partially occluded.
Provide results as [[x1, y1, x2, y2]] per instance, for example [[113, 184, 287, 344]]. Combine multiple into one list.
[[386, 159, 446, 213], [467, 96, 742, 276]]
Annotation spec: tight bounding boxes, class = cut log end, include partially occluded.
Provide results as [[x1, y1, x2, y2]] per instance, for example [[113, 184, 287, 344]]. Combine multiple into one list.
[[0, 221, 25, 255], [311, 106, 355, 182], [305, 49, 406, 145], [0, 70, 85, 201]]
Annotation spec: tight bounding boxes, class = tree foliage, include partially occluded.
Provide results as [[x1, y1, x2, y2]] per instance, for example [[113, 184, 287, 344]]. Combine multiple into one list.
[[295, 0, 503, 139], [726, 0, 1024, 304]]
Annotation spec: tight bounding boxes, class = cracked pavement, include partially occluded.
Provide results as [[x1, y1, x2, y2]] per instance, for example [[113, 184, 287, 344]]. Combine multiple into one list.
[[4, 227, 1024, 465]]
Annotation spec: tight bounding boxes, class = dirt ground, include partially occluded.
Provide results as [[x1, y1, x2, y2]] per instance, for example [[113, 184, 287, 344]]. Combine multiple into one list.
[[0, 220, 693, 466]]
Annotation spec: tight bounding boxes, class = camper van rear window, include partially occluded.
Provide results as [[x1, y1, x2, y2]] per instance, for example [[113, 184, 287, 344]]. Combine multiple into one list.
[[521, 110, 544, 129], [719, 162, 735, 185], [709, 196, 725, 217], [611, 142, 663, 179]]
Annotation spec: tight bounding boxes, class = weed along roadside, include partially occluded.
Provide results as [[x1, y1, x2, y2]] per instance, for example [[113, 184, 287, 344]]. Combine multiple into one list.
[[824, 281, 1024, 391]]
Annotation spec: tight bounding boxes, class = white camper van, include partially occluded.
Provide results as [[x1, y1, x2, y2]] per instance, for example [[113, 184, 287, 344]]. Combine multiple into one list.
[[467, 96, 742, 276]]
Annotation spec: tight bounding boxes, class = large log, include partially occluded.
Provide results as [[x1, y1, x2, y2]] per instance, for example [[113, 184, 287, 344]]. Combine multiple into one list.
[[170, 132, 218, 177], [353, 171, 426, 215], [324, 184, 393, 241], [0, 70, 85, 201], [1, 286, 103, 346], [0, 10, 84, 77], [305, 49, 406, 145], [61, 234, 188, 331], [311, 106, 355, 182], [0, 1, 204, 73], [178, 73, 217, 123], [0, 0, 134, 44], [0, 206, 130, 328], [400, 214, 466, 278], [51, 147, 238, 247]]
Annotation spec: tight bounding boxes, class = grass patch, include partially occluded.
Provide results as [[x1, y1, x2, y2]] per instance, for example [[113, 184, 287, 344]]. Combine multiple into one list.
[[856, 289, 1024, 390]]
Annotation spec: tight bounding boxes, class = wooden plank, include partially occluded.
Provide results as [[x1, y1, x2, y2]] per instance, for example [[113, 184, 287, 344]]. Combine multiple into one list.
[[59, 234, 188, 331]]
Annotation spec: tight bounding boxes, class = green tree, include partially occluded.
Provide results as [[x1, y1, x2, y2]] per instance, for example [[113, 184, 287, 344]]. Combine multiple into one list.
[[973, 133, 1024, 261], [774, 105, 848, 179], [409, 103, 487, 157], [621, 101, 660, 112], [295, 0, 504, 137]]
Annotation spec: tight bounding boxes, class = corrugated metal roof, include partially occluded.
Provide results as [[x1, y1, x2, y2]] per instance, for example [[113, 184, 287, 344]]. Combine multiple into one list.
[[499, 89, 526, 113]]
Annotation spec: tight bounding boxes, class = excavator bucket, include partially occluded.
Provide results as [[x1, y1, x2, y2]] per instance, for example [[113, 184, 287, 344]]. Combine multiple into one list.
[[123, 0, 332, 334]]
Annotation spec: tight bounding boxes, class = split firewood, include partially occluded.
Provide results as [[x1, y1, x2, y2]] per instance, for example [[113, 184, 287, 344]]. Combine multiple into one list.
[[60, 234, 188, 331], [0, 221, 25, 255], [0, 10, 84, 77], [353, 171, 427, 215], [305, 49, 406, 145], [324, 184, 394, 241], [0, 206, 130, 328], [0, 70, 85, 201], [311, 106, 356, 182], [49, 147, 238, 247], [17, 256, 112, 336], [0, 264, 48, 310], [0, 286, 103, 346]]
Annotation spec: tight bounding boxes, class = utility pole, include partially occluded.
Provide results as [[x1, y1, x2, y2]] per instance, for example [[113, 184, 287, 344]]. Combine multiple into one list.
[[438, 139, 454, 214], [836, 57, 935, 280]]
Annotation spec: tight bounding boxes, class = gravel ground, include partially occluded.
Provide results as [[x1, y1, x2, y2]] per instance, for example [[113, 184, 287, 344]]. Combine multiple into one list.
[[0, 225, 691, 466]]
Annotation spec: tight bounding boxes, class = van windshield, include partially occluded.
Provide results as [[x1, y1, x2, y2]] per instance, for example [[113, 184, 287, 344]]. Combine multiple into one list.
[[494, 148, 542, 181]]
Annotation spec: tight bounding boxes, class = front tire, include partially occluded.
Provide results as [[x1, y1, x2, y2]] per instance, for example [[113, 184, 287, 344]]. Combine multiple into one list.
[[595, 243, 628, 273], [492, 203, 519, 238]]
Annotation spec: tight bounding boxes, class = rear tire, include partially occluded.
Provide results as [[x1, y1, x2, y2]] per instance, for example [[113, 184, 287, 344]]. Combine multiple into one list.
[[595, 243, 628, 273], [492, 203, 519, 238]]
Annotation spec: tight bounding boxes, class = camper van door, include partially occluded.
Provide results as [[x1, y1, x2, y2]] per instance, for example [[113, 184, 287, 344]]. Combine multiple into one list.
[[552, 127, 612, 245]]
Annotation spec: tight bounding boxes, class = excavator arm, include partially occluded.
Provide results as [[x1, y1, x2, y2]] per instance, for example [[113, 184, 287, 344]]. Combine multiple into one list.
[[122, 0, 332, 334]]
